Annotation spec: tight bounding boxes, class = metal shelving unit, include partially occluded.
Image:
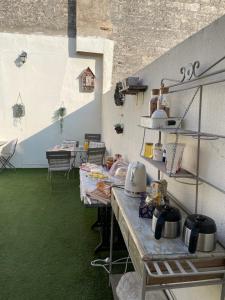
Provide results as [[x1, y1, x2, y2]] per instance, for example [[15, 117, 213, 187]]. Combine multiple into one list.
[[141, 56, 225, 213]]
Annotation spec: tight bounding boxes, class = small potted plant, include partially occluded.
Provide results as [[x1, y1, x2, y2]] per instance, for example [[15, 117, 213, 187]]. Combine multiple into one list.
[[114, 123, 124, 134], [52, 105, 67, 134], [12, 93, 25, 119]]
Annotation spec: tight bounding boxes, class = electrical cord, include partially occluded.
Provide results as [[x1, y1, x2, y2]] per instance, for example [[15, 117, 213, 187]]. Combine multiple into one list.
[[91, 257, 132, 274]]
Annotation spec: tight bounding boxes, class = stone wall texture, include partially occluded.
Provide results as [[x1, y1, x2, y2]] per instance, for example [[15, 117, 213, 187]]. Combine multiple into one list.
[[77, 0, 225, 82], [0, 0, 225, 81], [0, 0, 76, 36]]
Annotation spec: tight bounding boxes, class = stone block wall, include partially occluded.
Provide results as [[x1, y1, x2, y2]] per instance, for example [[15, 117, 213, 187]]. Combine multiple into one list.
[[77, 0, 225, 83], [0, 0, 76, 36]]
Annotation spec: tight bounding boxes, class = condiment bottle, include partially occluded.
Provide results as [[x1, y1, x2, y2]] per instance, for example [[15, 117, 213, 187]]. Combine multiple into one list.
[[153, 143, 163, 161], [149, 89, 160, 117], [158, 86, 170, 117], [162, 149, 166, 162]]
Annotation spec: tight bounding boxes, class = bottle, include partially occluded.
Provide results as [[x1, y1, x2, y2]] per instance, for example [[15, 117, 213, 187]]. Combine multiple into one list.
[[153, 143, 163, 161], [83, 140, 89, 151], [162, 149, 166, 162], [149, 89, 160, 117], [158, 86, 170, 117]]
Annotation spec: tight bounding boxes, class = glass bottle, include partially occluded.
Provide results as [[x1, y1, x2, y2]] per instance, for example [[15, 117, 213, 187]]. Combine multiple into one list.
[[149, 89, 160, 117], [158, 86, 170, 117], [153, 142, 163, 161]]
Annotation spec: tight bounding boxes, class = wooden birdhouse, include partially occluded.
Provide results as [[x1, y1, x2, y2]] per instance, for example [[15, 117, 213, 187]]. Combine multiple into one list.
[[81, 67, 95, 92]]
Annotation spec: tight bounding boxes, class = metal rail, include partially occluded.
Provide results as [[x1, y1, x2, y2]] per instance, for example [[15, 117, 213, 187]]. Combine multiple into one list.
[[145, 259, 225, 278], [158, 56, 225, 214]]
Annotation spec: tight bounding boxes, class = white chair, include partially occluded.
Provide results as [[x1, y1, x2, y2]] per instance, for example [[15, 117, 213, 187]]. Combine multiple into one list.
[[0, 139, 18, 171]]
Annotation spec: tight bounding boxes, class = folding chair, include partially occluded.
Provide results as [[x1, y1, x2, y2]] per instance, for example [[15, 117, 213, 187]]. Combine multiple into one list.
[[46, 151, 72, 181], [87, 147, 106, 165], [0, 139, 18, 171]]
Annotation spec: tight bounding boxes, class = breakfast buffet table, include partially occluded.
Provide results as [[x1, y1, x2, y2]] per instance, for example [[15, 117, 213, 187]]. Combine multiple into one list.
[[79, 166, 125, 253], [109, 188, 225, 300]]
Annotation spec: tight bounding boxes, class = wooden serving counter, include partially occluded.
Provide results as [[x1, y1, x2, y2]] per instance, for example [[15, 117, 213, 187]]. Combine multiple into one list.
[[109, 188, 225, 300]]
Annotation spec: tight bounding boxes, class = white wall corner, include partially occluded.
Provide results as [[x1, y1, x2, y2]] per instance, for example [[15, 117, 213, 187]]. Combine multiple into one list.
[[76, 35, 114, 93]]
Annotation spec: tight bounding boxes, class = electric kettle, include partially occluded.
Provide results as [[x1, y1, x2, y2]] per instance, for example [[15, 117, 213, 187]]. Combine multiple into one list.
[[183, 214, 217, 253], [124, 162, 146, 197], [152, 204, 181, 239]]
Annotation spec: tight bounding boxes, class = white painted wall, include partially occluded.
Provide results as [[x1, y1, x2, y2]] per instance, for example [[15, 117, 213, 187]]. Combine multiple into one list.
[[102, 16, 225, 299], [0, 33, 103, 167]]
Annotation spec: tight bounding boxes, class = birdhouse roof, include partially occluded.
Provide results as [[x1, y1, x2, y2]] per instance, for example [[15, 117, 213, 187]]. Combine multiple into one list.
[[81, 67, 95, 77]]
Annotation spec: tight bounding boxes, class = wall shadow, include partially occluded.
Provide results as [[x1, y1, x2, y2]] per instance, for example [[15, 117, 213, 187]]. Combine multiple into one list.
[[14, 100, 101, 167]]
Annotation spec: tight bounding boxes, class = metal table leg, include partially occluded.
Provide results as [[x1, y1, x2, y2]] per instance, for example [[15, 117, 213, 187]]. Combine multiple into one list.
[[221, 274, 225, 300], [91, 207, 102, 230], [94, 207, 110, 253], [141, 267, 147, 300], [109, 209, 114, 286]]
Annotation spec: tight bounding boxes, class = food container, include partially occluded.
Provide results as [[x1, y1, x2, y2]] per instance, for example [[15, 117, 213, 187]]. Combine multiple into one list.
[[140, 115, 182, 129], [165, 143, 185, 174]]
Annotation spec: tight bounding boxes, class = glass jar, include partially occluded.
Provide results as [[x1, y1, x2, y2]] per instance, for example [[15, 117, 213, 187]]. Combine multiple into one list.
[[158, 86, 170, 117], [144, 143, 153, 158], [149, 89, 160, 117], [83, 140, 89, 151]]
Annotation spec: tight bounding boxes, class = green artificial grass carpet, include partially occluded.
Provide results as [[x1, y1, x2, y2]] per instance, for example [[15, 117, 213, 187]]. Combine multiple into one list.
[[0, 169, 113, 300]]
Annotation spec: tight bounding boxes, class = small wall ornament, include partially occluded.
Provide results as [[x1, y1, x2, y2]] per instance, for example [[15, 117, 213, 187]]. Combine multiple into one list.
[[81, 67, 95, 92], [12, 93, 25, 119]]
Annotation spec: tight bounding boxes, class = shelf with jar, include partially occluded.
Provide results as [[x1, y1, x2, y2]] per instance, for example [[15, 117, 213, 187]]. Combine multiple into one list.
[[139, 57, 225, 206]]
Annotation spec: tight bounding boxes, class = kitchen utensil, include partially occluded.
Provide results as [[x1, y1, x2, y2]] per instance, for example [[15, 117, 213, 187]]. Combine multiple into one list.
[[152, 204, 181, 239], [165, 143, 185, 174], [183, 214, 217, 253], [124, 162, 146, 197]]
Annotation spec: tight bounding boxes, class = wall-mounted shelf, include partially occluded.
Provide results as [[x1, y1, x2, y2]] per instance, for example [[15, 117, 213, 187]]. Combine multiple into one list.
[[141, 155, 225, 195], [141, 155, 194, 178], [121, 85, 148, 95], [138, 125, 225, 140]]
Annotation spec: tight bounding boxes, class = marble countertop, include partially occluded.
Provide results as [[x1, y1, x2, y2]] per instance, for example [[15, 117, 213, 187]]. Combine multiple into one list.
[[112, 187, 225, 261]]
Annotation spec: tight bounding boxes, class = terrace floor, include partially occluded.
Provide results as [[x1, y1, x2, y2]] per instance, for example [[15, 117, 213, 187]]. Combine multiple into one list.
[[0, 169, 113, 300]]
